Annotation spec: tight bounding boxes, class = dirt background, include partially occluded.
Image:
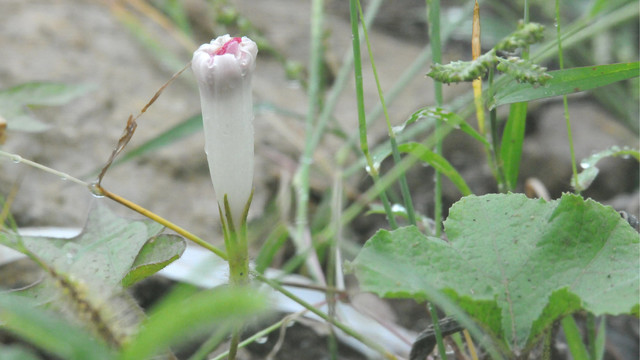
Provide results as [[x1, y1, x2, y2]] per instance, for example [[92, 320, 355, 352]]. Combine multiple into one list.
[[0, 0, 638, 359], [1, 0, 637, 235]]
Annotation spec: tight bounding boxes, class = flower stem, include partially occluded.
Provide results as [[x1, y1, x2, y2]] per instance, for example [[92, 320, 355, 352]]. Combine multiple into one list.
[[219, 194, 252, 360]]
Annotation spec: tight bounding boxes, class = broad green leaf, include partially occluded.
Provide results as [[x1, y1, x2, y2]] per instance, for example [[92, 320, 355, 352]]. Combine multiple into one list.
[[572, 146, 639, 192], [121, 234, 186, 287], [0, 202, 183, 301], [0, 293, 113, 360], [119, 286, 267, 360], [351, 193, 640, 353], [491, 62, 640, 108], [0, 82, 94, 132], [500, 102, 528, 190], [0, 202, 163, 287], [397, 142, 472, 196]]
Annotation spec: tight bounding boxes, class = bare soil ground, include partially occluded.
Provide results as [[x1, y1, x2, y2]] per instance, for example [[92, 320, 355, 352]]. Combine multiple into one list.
[[0, 1, 637, 359]]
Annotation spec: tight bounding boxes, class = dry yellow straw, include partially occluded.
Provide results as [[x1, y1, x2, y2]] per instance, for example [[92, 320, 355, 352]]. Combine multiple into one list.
[[472, 1, 485, 136]]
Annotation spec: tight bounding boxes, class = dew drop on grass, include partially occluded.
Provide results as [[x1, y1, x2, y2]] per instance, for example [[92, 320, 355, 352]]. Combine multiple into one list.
[[365, 161, 380, 175], [391, 204, 407, 214], [255, 336, 268, 344], [580, 161, 591, 169], [391, 125, 405, 135], [89, 182, 105, 198], [11, 154, 22, 163]]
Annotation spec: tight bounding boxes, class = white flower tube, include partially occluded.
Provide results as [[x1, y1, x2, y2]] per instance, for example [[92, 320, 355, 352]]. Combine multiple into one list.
[[192, 35, 257, 227]]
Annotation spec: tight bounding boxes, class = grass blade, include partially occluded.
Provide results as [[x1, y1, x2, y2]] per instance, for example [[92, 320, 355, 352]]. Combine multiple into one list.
[[593, 317, 606, 360], [561, 315, 590, 360], [491, 62, 640, 108], [397, 142, 472, 196], [0, 294, 113, 360], [119, 287, 266, 360], [500, 102, 528, 190]]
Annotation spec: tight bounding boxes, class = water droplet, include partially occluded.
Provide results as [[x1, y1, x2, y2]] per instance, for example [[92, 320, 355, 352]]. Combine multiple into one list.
[[391, 125, 405, 135], [255, 336, 268, 344], [11, 155, 22, 163], [391, 204, 407, 214], [89, 182, 105, 198], [580, 161, 591, 169], [365, 161, 380, 175], [286, 321, 295, 328], [60, 176, 67, 181]]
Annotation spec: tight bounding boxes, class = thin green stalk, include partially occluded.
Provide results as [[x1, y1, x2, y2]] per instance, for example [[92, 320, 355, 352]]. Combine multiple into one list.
[[533, 2, 639, 66], [0, 150, 88, 188], [429, 302, 448, 360], [349, 0, 397, 229], [426, 1, 447, 358], [542, 327, 553, 360], [254, 272, 398, 359], [562, 315, 590, 360], [338, 1, 474, 161], [488, 69, 506, 191], [292, 0, 326, 282], [326, 174, 344, 360], [594, 316, 606, 360], [357, 1, 416, 226], [210, 314, 300, 360], [220, 194, 252, 360], [428, 0, 444, 236], [586, 314, 596, 360], [556, 0, 579, 192], [326, 124, 456, 239], [188, 326, 229, 360], [308, 0, 385, 156]]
